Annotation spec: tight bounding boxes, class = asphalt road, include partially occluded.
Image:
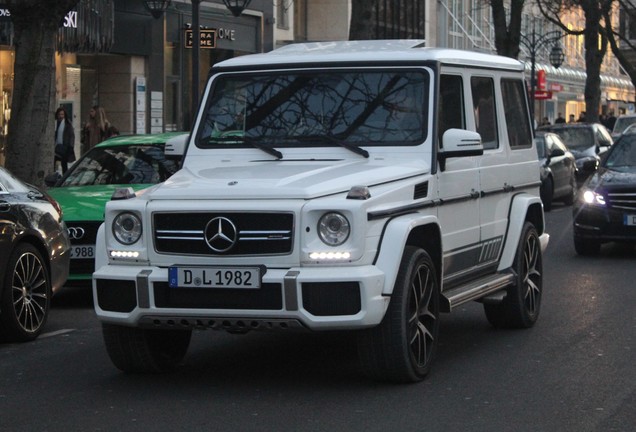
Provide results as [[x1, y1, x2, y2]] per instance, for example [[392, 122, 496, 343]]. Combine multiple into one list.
[[1, 203, 635, 432]]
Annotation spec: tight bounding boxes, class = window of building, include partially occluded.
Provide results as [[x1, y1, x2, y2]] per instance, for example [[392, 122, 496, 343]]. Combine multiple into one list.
[[277, 0, 290, 30]]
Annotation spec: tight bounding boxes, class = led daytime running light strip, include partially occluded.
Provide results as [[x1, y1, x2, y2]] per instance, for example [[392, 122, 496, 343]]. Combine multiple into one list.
[[110, 250, 140, 258], [309, 251, 351, 260]]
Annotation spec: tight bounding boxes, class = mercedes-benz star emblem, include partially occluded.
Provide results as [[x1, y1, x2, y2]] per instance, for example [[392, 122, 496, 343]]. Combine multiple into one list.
[[204, 217, 237, 253], [67, 227, 86, 240]]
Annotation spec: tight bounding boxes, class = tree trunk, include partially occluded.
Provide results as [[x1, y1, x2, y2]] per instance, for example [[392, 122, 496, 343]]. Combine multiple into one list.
[[4, 0, 78, 187], [581, 2, 608, 124], [491, 0, 524, 59]]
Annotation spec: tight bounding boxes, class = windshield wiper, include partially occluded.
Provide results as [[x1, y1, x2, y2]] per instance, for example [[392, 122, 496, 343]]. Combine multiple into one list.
[[209, 136, 283, 159], [300, 134, 369, 158]]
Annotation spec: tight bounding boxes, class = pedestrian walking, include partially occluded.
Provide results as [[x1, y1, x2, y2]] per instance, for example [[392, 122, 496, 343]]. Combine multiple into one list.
[[54, 107, 76, 174], [81, 105, 113, 154]]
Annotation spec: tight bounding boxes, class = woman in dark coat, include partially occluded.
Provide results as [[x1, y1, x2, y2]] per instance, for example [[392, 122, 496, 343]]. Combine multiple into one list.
[[54, 107, 76, 173]]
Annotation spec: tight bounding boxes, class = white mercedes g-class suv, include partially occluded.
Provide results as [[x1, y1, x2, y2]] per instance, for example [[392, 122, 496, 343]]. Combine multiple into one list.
[[93, 40, 549, 383]]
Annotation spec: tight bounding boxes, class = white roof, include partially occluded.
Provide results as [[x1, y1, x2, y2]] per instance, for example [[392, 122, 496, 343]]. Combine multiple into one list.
[[215, 40, 524, 71]]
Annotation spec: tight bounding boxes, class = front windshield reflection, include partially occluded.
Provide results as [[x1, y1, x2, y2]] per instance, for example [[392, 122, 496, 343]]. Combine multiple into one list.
[[197, 70, 429, 147]]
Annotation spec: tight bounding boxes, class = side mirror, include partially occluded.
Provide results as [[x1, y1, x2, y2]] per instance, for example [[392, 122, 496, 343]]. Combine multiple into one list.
[[44, 172, 61, 187], [164, 134, 188, 158], [550, 147, 565, 158], [438, 129, 483, 171]]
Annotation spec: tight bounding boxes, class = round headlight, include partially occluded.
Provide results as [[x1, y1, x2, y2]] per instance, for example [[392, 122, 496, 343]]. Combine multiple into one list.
[[318, 212, 350, 246], [112, 212, 142, 245]]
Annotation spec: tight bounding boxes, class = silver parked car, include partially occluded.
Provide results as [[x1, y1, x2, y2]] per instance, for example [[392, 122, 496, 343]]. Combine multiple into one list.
[[535, 131, 577, 211]]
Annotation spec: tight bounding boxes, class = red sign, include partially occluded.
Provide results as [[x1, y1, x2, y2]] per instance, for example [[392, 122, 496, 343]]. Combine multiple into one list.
[[549, 83, 563, 92], [534, 91, 553, 100], [537, 70, 546, 91]]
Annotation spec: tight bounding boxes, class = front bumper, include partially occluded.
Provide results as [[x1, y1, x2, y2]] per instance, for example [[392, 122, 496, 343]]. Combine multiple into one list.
[[93, 264, 389, 331], [573, 204, 636, 243]]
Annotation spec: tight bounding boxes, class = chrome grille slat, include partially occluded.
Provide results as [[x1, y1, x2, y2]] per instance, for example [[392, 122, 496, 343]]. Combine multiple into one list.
[[606, 190, 636, 210]]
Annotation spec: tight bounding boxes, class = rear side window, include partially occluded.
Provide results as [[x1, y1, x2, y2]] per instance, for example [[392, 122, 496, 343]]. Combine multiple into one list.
[[501, 78, 532, 148]]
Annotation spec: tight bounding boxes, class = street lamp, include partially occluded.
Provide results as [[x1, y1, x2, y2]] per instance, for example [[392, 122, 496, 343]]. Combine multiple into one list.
[[143, 0, 171, 19], [222, 0, 253, 17], [519, 20, 565, 123]]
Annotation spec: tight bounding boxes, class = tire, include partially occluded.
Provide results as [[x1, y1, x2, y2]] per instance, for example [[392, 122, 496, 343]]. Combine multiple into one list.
[[574, 237, 601, 256], [484, 222, 542, 329], [357, 246, 440, 383], [102, 323, 192, 373], [562, 171, 576, 206], [540, 177, 553, 211], [0, 244, 51, 342]]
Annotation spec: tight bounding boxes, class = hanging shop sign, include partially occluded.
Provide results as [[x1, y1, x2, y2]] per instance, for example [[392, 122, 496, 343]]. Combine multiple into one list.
[[0, 7, 75, 27], [185, 29, 217, 49], [534, 91, 553, 100]]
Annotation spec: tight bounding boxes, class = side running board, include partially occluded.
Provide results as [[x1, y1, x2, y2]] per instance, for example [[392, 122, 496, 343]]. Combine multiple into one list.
[[440, 273, 515, 312]]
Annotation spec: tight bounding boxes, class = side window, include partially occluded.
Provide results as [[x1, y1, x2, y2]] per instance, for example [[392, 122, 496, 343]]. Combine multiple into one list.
[[501, 78, 532, 149], [438, 74, 465, 145], [471, 77, 498, 149]]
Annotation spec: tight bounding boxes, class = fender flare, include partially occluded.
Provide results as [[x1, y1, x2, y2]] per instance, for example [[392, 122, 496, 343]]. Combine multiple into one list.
[[498, 194, 544, 271], [94, 223, 107, 273], [374, 213, 440, 295]]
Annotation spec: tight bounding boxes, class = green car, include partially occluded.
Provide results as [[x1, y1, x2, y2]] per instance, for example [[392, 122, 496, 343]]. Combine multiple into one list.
[[47, 132, 186, 285]]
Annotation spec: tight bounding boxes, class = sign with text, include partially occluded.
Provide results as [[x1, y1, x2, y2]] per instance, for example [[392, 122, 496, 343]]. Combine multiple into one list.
[[185, 29, 216, 49], [534, 90, 553, 100]]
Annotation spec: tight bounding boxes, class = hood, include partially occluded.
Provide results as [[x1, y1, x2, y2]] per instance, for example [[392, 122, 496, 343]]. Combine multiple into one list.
[[586, 166, 636, 190], [149, 158, 430, 200], [47, 184, 152, 221], [569, 146, 597, 160]]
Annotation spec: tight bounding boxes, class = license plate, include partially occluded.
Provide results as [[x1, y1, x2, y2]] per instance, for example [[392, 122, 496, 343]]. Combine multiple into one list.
[[168, 266, 261, 289], [625, 215, 636, 226], [70, 245, 95, 260]]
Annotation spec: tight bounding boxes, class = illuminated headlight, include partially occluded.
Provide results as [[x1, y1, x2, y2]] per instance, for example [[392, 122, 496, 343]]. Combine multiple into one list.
[[582, 190, 606, 206], [318, 212, 350, 246], [112, 212, 142, 244]]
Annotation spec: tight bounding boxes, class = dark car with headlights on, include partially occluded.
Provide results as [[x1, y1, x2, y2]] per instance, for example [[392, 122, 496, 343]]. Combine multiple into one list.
[[535, 131, 577, 211], [0, 166, 70, 342], [573, 129, 636, 255], [537, 122, 613, 184], [46, 132, 184, 285]]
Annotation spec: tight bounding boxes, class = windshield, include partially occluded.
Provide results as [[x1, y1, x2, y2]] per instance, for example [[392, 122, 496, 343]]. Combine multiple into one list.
[[612, 116, 636, 135], [60, 144, 179, 187], [196, 69, 429, 148], [550, 128, 593, 151], [605, 135, 636, 171]]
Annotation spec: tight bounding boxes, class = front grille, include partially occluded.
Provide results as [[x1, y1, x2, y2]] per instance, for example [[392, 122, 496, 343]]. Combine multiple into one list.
[[154, 282, 283, 310], [606, 190, 636, 210], [153, 212, 294, 256]]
